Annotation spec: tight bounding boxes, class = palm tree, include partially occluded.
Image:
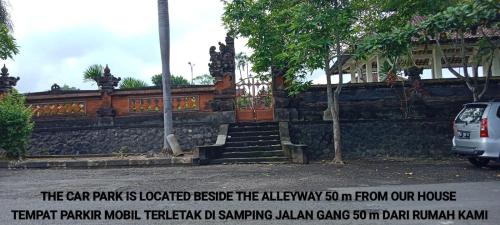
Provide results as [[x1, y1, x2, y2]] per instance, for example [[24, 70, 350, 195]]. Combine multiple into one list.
[[119, 77, 148, 89], [83, 64, 103, 83], [158, 0, 174, 153], [0, 0, 12, 29], [0, 0, 18, 60], [235, 52, 249, 81]]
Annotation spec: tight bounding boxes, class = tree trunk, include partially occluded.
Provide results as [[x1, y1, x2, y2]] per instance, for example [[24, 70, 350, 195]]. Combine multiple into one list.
[[325, 58, 335, 159], [332, 89, 342, 164], [333, 40, 344, 164], [325, 53, 344, 164], [158, 0, 173, 151]]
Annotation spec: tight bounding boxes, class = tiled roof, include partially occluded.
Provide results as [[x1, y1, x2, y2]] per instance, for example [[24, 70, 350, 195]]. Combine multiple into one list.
[[411, 15, 500, 41]]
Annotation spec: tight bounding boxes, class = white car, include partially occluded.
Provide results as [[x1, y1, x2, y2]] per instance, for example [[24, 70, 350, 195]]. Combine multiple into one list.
[[452, 101, 500, 167]]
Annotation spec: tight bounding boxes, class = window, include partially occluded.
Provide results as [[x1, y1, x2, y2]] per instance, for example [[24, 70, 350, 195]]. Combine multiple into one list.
[[455, 104, 487, 124], [497, 106, 500, 118]]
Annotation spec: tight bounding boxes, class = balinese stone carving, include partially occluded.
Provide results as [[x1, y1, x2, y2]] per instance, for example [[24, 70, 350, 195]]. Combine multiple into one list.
[[50, 83, 61, 92], [0, 64, 19, 93], [208, 34, 235, 81], [208, 34, 237, 112], [31, 102, 86, 117], [96, 65, 121, 94], [404, 66, 428, 96]]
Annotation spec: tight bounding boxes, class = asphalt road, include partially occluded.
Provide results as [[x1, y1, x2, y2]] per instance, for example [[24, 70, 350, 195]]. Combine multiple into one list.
[[0, 159, 499, 225]]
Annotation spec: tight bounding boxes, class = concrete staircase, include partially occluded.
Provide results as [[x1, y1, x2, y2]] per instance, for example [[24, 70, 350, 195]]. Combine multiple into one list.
[[210, 122, 288, 164]]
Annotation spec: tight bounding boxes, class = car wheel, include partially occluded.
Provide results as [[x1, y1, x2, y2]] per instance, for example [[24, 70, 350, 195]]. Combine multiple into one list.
[[468, 158, 490, 167]]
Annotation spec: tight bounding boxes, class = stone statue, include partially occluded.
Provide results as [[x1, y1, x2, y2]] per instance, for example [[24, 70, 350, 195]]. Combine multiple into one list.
[[208, 34, 237, 112], [96, 65, 121, 94], [0, 65, 19, 93], [208, 46, 223, 80], [208, 34, 235, 81]]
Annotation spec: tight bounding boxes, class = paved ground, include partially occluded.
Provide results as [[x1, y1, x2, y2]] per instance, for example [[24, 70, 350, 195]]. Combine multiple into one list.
[[0, 159, 499, 225]]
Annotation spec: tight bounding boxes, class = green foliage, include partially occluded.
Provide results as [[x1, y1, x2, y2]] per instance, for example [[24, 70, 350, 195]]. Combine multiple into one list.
[[151, 74, 162, 87], [119, 77, 148, 89], [355, 0, 499, 63], [223, 0, 291, 77], [0, 24, 18, 60], [151, 74, 190, 87], [171, 75, 190, 86], [223, 0, 359, 95], [354, 0, 462, 34], [0, 0, 12, 29], [0, 0, 17, 60], [192, 74, 214, 85], [83, 64, 103, 83], [60, 85, 79, 91], [0, 90, 34, 158], [237, 95, 252, 109]]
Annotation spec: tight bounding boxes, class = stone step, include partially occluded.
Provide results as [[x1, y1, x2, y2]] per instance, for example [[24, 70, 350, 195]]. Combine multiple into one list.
[[227, 135, 280, 142], [221, 150, 286, 158], [228, 130, 279, 137], [230, 122, 277, 127], [229, 125, 279, 132], [210, 156, 289, 164], [211, 161, 288, 165], [225, 140, 281, 147], [224, 145, 283, 152]]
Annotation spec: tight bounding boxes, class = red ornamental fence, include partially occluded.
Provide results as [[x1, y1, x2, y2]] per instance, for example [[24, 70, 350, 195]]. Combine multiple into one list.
[[25, 85, 216, 119]]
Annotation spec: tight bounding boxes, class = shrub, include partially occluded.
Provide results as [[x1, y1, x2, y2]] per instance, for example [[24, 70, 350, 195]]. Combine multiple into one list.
[[0, 90, 34, 158]]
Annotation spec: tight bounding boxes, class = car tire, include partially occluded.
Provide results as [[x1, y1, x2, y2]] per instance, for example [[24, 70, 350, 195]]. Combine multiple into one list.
[[468, 158, 490, 167]]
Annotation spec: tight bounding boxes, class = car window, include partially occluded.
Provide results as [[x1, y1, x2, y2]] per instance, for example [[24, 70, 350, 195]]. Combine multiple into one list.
[[497, 105, 500, 118], [455, 104, 487, 124]]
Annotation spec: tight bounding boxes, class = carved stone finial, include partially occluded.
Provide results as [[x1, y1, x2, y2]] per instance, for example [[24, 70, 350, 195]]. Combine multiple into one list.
[[0, 64, 20, 93], [96, 64, 121, 93], [404, 66, 423, 81], [208, 34, 235, 80], [1, 64, 8, 77], [51, 83, 61, 92], [104, 64, 111, 75]]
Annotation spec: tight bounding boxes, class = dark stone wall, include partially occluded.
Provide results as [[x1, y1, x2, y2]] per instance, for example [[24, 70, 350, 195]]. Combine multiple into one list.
[[27, 78, 500, 159], [290, 78, 500, 121], [286, 78, 500, 160], [27, 112, 233, 155], [290, 120, 453, 160]]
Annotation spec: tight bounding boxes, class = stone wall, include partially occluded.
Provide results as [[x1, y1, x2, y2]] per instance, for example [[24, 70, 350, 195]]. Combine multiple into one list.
[[290, 120, 453, 160], [28, 112, 234, 155], [286, 78, 500, 160], [290, 78, 500, 121], [26, 78, 500, 159]]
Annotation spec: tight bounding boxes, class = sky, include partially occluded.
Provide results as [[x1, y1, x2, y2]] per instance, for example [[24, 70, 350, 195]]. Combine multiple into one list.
[[3, 0, 271, 93]]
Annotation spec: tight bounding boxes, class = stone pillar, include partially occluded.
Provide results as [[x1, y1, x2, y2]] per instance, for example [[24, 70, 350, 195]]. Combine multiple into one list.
[[95, 65, 120, 125], [0, 65, 19, 94], [432, 46, 443, 79], [366, 60, 374, 82], [492, 48, 500, 77], [208, 34, 237, 118], [358, 67, 365, 83], [272, 67, 296, 121], [376, 55, 384, 82], [350, 65, 357, 83]]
